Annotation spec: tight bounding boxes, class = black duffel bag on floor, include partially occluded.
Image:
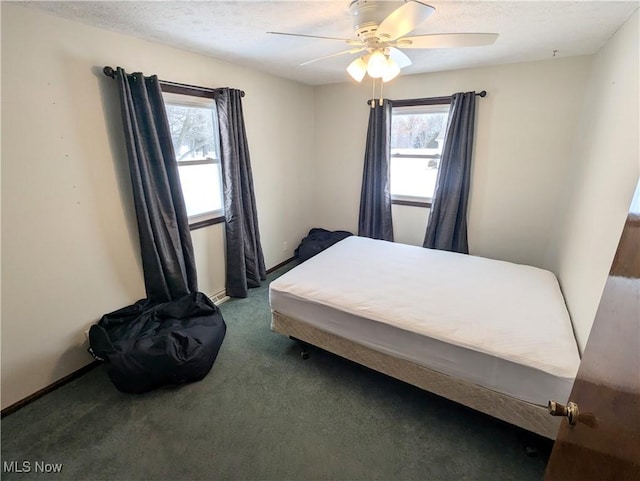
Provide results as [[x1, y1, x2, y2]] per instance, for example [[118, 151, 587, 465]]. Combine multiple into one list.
[[295, 228, 353, 262]]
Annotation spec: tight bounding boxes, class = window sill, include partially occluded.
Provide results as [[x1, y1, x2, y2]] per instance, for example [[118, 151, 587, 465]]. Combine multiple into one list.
[[189, 215, 225, 230]]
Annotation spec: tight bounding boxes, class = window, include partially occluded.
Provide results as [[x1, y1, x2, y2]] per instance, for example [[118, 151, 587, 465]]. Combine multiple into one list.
[[390, 102, 450, 205], [630, 181, 640, 215], [162, 88, 224, 228]]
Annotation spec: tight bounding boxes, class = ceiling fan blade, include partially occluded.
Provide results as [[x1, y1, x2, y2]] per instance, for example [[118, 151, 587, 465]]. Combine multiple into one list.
[[388, 47, 412, 68], [398, 33, 499, 49], [377, 1, 435, 42], [267, 31, 355, 42], [300, 47, 365, 66]]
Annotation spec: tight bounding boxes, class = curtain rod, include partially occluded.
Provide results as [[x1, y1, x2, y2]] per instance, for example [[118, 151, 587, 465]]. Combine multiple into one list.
[[102, 66, 245, 97], [367, 90, 486, 106]]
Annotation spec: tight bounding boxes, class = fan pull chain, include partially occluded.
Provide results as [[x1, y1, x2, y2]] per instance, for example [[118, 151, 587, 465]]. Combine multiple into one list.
[[379, 80, 384, 106], [371, 78, 376, 108]]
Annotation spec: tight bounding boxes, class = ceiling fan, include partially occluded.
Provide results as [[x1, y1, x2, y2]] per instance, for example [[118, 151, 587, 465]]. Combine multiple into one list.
[[268, 0, 498, 83]]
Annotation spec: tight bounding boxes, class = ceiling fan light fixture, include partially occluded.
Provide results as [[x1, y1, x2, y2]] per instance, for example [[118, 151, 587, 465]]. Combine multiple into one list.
[[347, 56, 368, 82], [366, 49, 387, 78], [271, 1, 500, 85]]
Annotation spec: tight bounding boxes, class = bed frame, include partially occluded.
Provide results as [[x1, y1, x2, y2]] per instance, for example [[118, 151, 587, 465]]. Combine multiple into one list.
[[272, 311, 560, 439]]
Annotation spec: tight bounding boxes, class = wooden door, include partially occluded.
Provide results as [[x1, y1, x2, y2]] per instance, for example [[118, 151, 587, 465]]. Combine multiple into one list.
[[544, 197, 640, 480]]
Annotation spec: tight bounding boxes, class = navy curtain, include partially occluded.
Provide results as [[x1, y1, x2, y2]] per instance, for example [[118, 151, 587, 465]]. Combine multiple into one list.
[[115, 67, 197, 302], [214, 88, 266, 298], [358, 100, 394, 241], [424, 92, 477, 254], [89, 69, 227, 395]]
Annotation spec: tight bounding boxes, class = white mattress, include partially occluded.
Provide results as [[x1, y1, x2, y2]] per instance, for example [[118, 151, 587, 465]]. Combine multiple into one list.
[[269, 236, 580, 406]]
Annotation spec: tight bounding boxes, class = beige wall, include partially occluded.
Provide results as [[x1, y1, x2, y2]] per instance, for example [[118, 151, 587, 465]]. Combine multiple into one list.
[[313, 56, 593, 266], [546, 10, 639, 353], [1, 3, 315, 409]]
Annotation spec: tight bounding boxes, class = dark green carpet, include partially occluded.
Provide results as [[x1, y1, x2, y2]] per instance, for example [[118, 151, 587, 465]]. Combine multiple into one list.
[[1, 264, 551, 480]]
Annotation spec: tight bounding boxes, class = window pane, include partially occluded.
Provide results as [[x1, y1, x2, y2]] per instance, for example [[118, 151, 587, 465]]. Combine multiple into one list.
[[391, 113, 448, 150], [390, 155, 439, 199], [163, 94, 224, 223], [630, 181, 640, 215], [177, 164, 223, 217], [390, 107, 449, 200], [165, 104, 218, 161]]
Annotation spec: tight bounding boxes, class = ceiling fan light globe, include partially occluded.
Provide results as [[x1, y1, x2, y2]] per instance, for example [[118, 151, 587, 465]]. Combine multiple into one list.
[[347, 57, 368, 82], [382, 57, 400, 82], [367, 50, 387, 78]]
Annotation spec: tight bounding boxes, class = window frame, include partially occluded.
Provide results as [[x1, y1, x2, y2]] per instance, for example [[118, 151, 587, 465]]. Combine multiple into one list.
[[390, 97, 451, 208], [161, 83, 225, 230]]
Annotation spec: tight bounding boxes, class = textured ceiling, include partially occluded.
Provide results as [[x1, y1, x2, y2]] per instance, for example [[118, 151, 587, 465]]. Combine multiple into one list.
[[21, 1, 639, 85]]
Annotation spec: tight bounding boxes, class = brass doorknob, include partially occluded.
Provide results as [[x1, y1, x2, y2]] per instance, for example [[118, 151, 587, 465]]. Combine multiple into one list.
[[548, 400, 580, 426]]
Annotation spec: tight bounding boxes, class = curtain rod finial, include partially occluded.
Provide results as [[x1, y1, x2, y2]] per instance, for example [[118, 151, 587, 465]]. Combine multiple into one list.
[[103, 66, 116, 78]]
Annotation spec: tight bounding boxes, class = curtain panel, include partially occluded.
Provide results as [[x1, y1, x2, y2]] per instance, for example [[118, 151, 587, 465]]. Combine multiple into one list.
[[423, 91, 477, 254], [214, 88, 267, 298], [358, 99, 394, 241], [115, 67, 198, 303]]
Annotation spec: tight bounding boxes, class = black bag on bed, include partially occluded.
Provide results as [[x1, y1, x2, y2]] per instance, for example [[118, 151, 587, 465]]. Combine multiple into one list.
[[295, 228, 353, 262], [88, 292, 226, 394]]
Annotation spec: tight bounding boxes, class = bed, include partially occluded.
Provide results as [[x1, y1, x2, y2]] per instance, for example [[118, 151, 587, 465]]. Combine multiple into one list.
[[269, 236, 581, 439]]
